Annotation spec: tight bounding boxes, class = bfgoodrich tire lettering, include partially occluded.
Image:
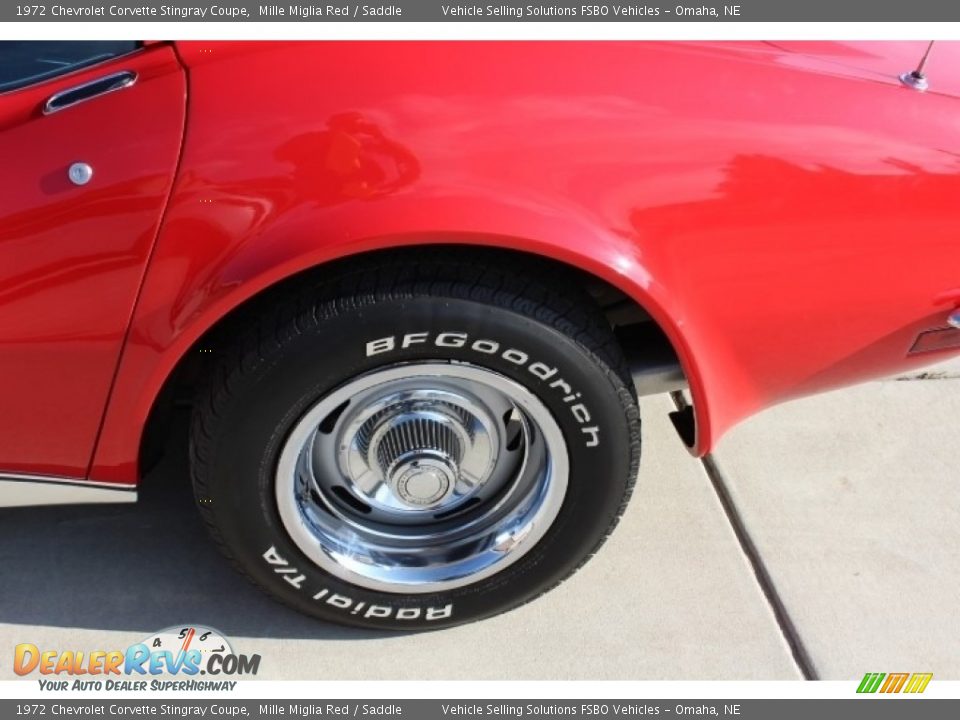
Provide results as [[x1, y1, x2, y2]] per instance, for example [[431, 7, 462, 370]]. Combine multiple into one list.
[[190, 252, 641, 629]]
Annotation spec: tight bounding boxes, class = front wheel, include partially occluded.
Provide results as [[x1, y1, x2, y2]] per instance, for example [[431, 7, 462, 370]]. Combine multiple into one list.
[[190, 254, 641, 629]]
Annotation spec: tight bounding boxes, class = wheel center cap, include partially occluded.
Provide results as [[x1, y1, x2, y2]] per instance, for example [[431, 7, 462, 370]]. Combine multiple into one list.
[[391, 458, 455, 508]]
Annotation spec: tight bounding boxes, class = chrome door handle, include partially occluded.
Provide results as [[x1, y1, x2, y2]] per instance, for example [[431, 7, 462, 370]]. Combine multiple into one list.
[[43, 71, 137, 115]]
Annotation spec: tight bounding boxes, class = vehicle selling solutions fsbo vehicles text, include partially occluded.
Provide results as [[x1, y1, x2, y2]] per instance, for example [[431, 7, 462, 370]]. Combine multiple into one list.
[[438, 5, 741, 17]]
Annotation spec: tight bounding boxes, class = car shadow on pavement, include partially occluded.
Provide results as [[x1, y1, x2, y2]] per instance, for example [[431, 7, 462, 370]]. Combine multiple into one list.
[[0, 419, 398, 641]]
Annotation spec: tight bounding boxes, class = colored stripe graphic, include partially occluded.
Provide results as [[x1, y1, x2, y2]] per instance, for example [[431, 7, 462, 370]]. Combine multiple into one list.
[[904, 673, 934, 694], [857, 672, 933, 694], [857, 673, 885, 693], [880, 673, 909, 693]]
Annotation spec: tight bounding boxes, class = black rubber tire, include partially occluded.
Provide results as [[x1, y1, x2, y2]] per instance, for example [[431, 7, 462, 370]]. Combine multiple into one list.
[[190, 251, 641, 630]]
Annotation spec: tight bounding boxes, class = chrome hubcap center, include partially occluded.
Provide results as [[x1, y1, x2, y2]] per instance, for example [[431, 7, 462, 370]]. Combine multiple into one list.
[[390, 457, 455, 508], [373, 410, 463, 508], [336, 389, 500, 517]]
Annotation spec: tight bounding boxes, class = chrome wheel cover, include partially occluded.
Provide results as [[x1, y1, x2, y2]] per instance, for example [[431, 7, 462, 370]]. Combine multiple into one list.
[[275, 362, 569, 593]]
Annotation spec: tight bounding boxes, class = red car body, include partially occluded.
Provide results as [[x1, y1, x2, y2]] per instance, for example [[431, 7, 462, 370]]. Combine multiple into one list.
[[2, 40, 960, 497]]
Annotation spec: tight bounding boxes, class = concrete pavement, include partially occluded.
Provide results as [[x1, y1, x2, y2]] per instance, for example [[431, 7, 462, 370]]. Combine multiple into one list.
[[712, 357, 960, 680]]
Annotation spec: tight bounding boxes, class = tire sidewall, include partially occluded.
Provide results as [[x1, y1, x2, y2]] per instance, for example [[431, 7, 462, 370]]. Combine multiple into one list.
[[199, 296, 636, 629]]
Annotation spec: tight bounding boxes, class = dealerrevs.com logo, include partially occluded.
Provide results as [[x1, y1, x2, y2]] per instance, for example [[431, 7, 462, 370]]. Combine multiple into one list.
[[14, 626, 260, 691]]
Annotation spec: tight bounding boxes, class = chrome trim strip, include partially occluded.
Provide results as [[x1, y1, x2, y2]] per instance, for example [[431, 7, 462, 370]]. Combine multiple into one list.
[[43, 70, 137, 115], [0, 473, 136, 508]]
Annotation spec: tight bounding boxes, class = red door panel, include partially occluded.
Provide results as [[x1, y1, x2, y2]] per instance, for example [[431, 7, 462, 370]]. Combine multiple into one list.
[[0, 44, 185, 478]]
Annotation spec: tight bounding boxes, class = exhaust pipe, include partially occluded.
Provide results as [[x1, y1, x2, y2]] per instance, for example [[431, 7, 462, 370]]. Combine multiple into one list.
[[617, 323, 688, 397]]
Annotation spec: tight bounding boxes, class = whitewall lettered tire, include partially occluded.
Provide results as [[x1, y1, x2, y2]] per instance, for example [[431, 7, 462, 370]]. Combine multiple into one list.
[[189, 252, 641, 629]]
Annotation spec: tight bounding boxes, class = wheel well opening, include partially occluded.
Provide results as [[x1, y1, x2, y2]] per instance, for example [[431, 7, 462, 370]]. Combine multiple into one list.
[[138, 244, 687, 478]]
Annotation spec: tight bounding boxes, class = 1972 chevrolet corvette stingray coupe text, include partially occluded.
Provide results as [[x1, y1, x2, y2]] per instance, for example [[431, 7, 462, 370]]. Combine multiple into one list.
[[2, 40, 960, 629]]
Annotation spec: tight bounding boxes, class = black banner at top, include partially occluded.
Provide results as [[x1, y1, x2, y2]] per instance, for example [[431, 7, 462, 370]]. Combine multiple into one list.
[[5, 0, 960, 22]]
